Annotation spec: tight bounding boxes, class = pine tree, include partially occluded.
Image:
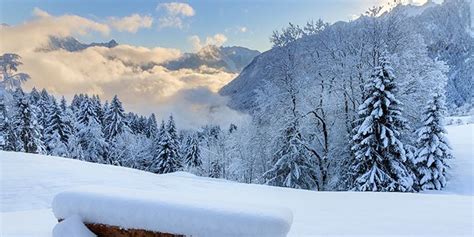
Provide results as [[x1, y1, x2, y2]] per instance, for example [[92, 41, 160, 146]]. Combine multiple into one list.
[[91, 95, 104, 125], [77, 118, 106, 163], [350, 55, 414, 192], [263, 120, 318, 190], [414, 93, 453, 190], [76, 97, 98, 125], [76, 98, 106, 162], [44, 98, 70, 155], [209, 160, 222, 178], [103, 95, 130, 141], [3, 120, 20, 151], [37, 89, 51, 138], [150, 120, 181, 174], [59, 96, 68, 111], [67, 122, 84, 160], [70, 94, 84, 112], [29, 88, 41, 105], [12, 89, 45, 153], [184, 134, 202, 168], [166, 115, 178, 142], [145, 113, 158, 138], [47, 130, 68, 156], [0, 94, 7, 149]]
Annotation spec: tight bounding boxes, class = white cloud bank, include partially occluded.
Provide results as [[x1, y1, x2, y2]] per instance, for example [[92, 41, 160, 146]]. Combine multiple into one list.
[[0, 8, 248, 128]]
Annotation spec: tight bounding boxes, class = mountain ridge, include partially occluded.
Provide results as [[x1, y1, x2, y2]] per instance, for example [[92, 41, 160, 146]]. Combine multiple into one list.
[[220, 0, 474, 112], [42, 37, 260, 73]]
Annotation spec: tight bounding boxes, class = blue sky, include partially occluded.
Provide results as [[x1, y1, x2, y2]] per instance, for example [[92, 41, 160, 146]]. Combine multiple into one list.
[[0, 0, 392, 52]]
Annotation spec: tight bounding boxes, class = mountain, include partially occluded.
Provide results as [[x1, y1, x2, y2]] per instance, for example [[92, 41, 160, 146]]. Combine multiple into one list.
[[43, 36, 259, 73], [164, 45, 260, 73], [44, 36, 118, 52], [220, 0, 474, 112]]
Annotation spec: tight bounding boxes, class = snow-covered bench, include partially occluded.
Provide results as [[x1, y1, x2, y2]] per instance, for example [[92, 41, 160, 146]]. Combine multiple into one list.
[[52, 187, 293, 237]]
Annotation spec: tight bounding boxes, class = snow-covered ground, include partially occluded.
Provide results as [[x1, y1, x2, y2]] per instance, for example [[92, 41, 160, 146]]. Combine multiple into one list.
[[1, 124, 473, 236]]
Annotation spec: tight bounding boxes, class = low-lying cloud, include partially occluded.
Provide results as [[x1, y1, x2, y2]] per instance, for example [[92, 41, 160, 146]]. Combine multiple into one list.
[[1, 8, 248, 128]]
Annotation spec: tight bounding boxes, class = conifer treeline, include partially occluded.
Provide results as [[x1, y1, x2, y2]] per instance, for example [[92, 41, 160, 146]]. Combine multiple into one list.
[[1, 86, 204, 175]]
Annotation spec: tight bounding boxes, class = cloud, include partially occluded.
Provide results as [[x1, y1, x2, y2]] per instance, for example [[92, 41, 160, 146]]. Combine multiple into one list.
[[189, 33, 228, 51], [238, 26, 247, 33], [157, 87, 250, 127], [156, 2, 195, 29], [158, 2, 195, 16], [158, 16, 186, 29], [19, 48, 240, 128], [108, 14, 153, 33], [32, 7, 51, 18], [225, 26, 248, 34], [1, 10, 245, 128], [0, 8, 110, 53]]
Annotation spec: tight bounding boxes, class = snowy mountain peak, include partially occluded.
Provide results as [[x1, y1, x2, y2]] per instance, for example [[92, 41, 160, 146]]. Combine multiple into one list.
[[387, 0, 438, 17], [43, 36, 118, 52], [164, 45, 260, 73]]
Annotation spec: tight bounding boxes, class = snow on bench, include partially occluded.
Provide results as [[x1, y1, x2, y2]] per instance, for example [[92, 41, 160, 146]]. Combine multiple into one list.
[[52, 187, 293, 237]]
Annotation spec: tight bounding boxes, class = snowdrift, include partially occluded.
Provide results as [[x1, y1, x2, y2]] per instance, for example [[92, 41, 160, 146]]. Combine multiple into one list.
[[52, 187, 293, 237]]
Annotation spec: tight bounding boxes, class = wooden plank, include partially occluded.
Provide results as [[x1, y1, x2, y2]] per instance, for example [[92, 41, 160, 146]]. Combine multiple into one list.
[[58, 219, 185, 237]]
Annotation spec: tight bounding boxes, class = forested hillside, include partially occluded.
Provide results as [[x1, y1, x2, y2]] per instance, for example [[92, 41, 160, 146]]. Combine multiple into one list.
[[1, 0, 470, 193]]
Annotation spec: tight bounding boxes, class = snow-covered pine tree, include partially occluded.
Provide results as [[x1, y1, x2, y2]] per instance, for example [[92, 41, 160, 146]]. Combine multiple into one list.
[[263, 119, 318, 190], [37, 89, 51, 137], [145, 113, 158, 138], [413, 93, 453, 190], [66, 124, 84, 160], [102, 100, 109, 118], [150, 119, 181, 174], [184, 134, 202, 168], [77, 118, 107, 163], [70, 94, 85, 112], [166, 115, 179, 147], [103, 95, 130, 141], [3, 119, 19, 151], [350, 54, 414, 192], [91, 95, 104, 125], [146, 120, 166, 171], [47, 130, 68, 156], [59, 96, 68, 112], [76, 98, 106, 162], [209, 160, 222, 178], [0, 93, 7, 149], [44, 98, 71, 155], [28, 88, 41, 105], [12, 88, 45, 153], [127, 113, 148, 135], [76, 96, 97, 125]]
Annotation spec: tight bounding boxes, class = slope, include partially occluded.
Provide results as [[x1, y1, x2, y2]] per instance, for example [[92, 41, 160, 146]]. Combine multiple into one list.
[[1, 124, 473, 237]]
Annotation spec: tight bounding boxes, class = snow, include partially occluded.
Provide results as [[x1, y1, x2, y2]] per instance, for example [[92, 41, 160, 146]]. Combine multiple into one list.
[[1, 125, 473, 236], [443, 124, 474, 195], [52, 187, 292, 237], [52, 215, 96, 237]]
